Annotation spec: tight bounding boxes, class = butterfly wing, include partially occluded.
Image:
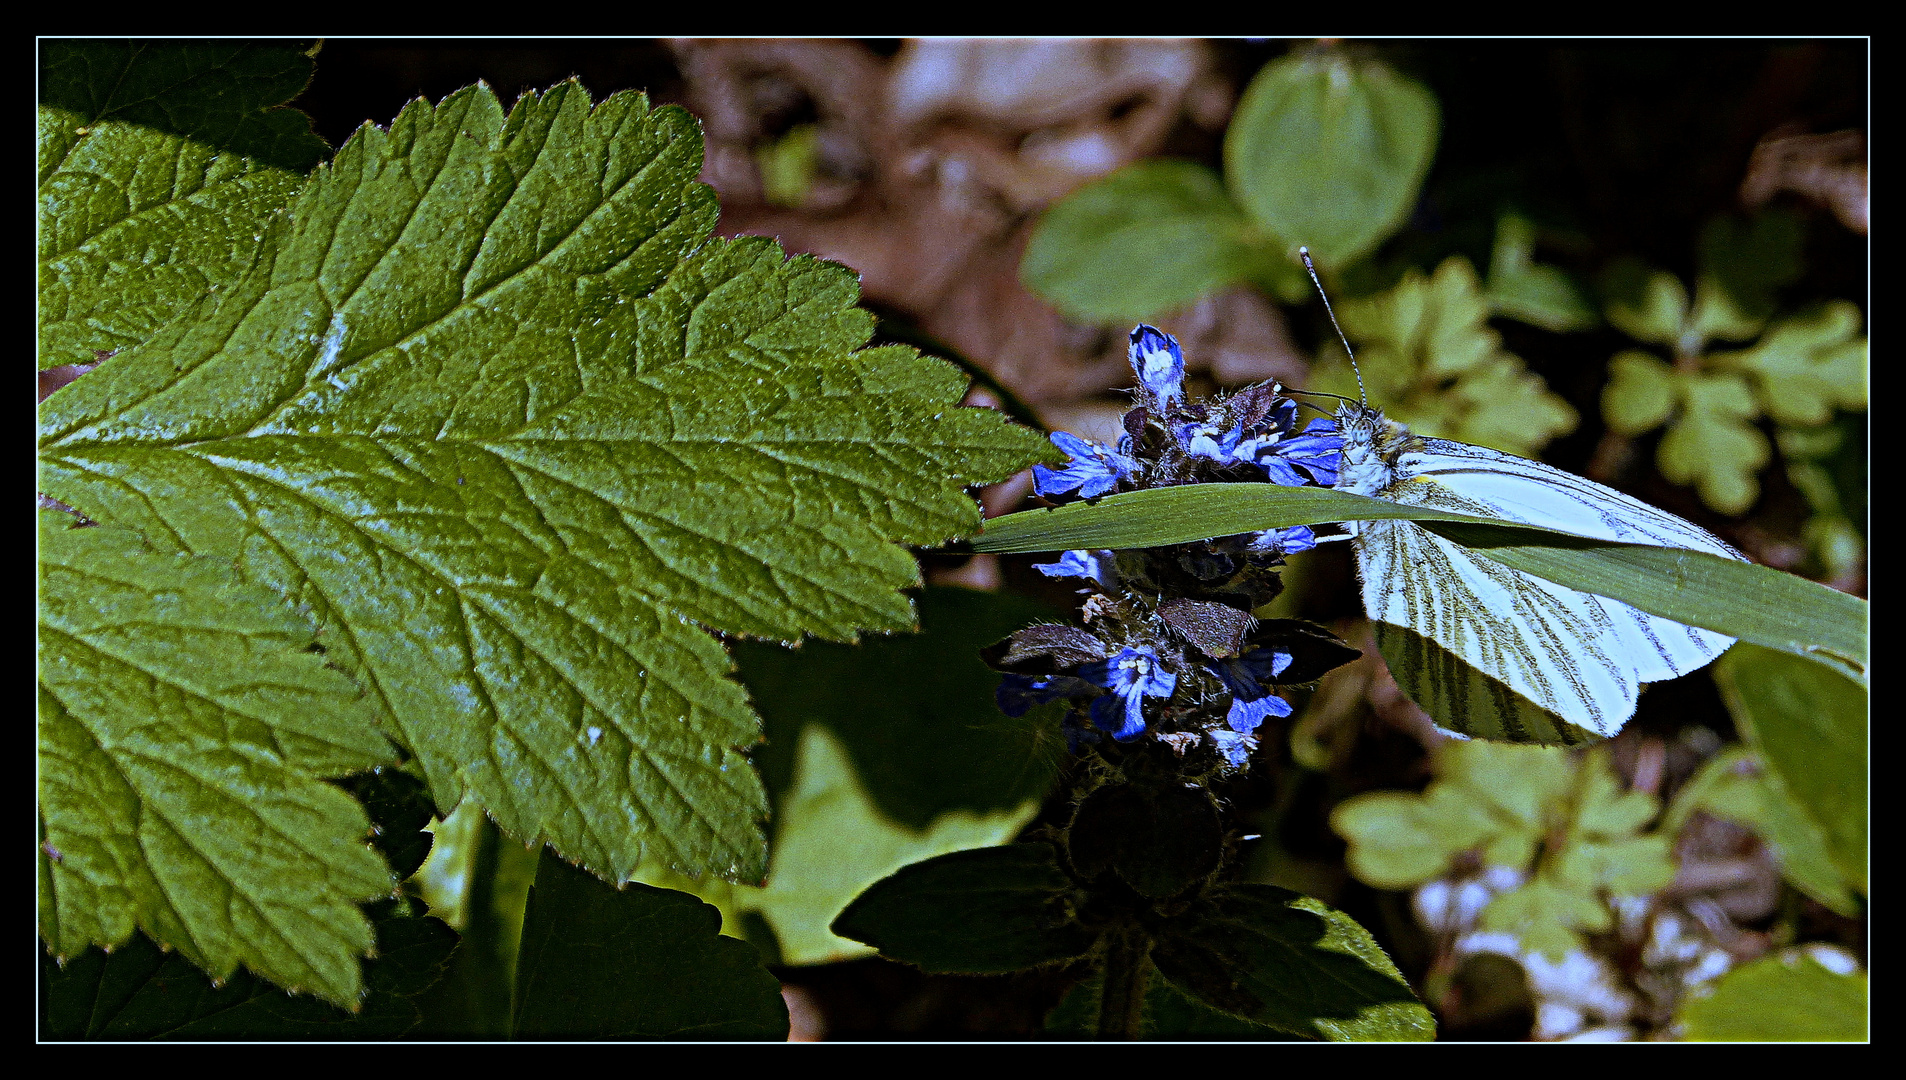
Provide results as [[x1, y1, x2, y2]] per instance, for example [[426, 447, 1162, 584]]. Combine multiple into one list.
[[1358, 439, 1742, 740]]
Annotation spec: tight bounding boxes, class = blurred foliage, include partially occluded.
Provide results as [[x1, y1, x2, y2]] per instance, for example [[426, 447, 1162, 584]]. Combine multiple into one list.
[[1599, 211, 1868, 517], [1024, 45, 1441, 321], [1710, 644, 1867, 901], [1332, 741, 1673, 962], [1226, 48, 1440, 272], [1310, 257, 1579, 457], [1483, 214, 1599, 333], [1675, 948, 1866, 1041]]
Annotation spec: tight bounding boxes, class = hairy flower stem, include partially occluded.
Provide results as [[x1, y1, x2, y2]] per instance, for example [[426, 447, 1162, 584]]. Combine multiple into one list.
[[1097, 929, 1155, 1039]]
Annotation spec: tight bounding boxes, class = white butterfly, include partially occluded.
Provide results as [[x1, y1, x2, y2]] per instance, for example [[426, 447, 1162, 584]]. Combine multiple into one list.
[[1332, 402, 1746, 743]]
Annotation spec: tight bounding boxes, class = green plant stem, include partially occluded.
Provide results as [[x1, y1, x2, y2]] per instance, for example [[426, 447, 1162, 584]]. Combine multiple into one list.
[[1097, 930, 1154, 1039], [414, 814, 538, 1037]]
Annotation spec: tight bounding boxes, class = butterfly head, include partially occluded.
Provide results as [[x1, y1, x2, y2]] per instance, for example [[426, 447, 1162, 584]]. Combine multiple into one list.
[[1332, 402, 1414, 496]]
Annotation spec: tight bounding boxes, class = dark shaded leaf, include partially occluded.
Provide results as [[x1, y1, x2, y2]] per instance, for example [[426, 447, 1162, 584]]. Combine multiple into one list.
[[1068, 784, 1222, 899], [832, 844, 1098, 973], [40, 900, 458, 1040], [737, 587, 1066, 830], [511, 849, 787, 1039], [1151, 884, 1435, 1041]]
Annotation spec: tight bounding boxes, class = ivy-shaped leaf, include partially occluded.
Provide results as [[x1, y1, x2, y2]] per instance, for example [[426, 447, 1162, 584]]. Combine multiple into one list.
[[38, 82, 1051, 936], [37, 512, 395, 1007], [38, 41, 323, 368], [1308, 256, 1577, 457]]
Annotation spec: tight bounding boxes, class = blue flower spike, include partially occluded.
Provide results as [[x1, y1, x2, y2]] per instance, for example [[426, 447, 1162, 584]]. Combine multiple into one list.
[[1080, 646, 1178, 741], [1033, 431, 1137, 499], [1129, 325, 1186, 409]]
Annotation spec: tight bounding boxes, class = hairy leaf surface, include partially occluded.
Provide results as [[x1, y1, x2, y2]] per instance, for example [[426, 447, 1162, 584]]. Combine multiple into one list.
[[38, 41, 323, 367], [38, 82, 1050, 894], [37, 513, 394, 1007]]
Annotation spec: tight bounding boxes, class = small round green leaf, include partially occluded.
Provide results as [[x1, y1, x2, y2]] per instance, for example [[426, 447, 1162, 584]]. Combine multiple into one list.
[[1225, 50, 1439, 269]]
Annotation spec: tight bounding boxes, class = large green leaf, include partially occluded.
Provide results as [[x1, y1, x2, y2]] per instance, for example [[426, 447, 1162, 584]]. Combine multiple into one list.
[[37, 513, 395, 1007], [969, 483, 1867, 683], [511, 850, 787, 1039], [38, 42, 322, 368], [1151, 884, 1435, 1041], [1676, 949, 1867, 1041], [1711, 644, 1867, 897], [1020, 159, 1265, 323], [1224, 49, 1439, 270], [38, 83, 1052, 890]]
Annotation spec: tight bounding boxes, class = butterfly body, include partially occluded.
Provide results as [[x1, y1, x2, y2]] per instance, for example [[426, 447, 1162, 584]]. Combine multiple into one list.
[[1333, 402, 1745, 743]]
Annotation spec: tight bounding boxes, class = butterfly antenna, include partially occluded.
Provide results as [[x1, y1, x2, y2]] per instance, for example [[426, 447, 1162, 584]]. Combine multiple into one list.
[[1299, 247, 1366, 407]]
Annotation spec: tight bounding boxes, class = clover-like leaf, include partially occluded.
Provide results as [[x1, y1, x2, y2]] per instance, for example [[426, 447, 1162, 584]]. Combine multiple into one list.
[[1601, 260, 1689, 349], [38, 42, 323, 368], [1333, 741, 1577, 889], [38, 82, 1052, 899], [37, 512, 395, 1007], [1484, 214, 1598, 332], [1600, 350, 1679, 436], [1310, 257, 1576, 457], [1476, 877, 1608, 962], [1656, 372, 1769, 514], [1717, 301, 1868, 427]]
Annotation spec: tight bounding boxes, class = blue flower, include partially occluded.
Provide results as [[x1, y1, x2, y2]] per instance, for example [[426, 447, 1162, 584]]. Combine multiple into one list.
[[1207, 729, 1258, 768], [1209, 524, 1317, 559], [1033, 431, 1137, 499], [1206, 647, 1295, 734], [1078, 646, 1178, 741], [1224, 692, 1292, 734], [1032, 549, 1117, 589], [995, 673, 1098, 718], [1129, 325, 1186, 408], [1248, 417, 1343, 487], [1177, 419, 1247, 465]]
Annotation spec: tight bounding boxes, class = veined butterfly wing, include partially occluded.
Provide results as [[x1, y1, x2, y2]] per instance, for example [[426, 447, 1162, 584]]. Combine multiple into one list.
[[1335, 403, 1745, 743]]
